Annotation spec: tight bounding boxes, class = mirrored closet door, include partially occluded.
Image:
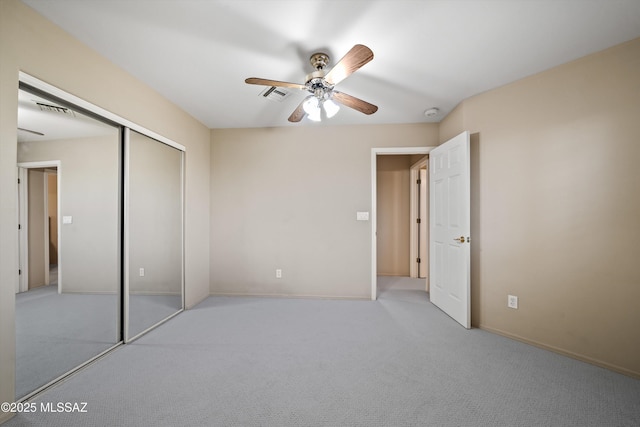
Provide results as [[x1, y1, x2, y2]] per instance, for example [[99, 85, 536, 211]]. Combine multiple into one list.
[[16, 86, 122, 399], [125, 129, 184, 341], [16, 76, 186, 400]]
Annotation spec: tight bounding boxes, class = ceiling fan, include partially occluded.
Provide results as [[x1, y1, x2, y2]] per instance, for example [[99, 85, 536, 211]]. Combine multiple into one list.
[[245, 44, 378, 123]]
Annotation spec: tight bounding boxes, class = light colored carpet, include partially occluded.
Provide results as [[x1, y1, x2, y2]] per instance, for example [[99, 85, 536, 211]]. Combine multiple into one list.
[[128, 294, 182, 338], [15, 285, 119, 399], [15, 285, 181, 399], [5, 276, 640, 426]]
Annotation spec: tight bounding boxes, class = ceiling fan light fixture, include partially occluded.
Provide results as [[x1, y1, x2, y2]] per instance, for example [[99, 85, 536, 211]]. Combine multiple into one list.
[[308, 109, 321, 122], [303, 96, 318, 114], [303, 96, 321, 122], [323, 98, 340, 118]]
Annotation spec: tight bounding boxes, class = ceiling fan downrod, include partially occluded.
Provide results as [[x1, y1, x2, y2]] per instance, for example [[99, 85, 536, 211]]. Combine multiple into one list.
[[306, 52, 332, 91], [309, 52, 329, 71]]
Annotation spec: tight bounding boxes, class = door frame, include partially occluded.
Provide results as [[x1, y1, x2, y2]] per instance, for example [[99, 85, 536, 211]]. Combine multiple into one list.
[[370, 147, 434, 300], [409, 156, 429, 280], [17, 161, 62, 294], [16, 167, 28, 293], [43, 169, 58, 286]]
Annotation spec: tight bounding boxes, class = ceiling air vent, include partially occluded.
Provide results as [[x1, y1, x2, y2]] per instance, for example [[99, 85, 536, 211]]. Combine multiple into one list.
[[259, 86, 291, 102], [37, 102, 76, 117]]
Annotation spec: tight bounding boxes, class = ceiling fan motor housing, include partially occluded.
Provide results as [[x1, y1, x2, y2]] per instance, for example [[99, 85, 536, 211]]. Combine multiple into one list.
[[309, 52, 330, 70], [306, 77, 333, 99]]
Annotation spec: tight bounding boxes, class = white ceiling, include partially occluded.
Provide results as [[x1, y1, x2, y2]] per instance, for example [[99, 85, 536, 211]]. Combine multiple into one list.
[[21, 0, 640, 129]]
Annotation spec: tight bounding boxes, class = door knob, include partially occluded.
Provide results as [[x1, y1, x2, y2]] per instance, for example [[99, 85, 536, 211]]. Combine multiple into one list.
[[453, 236, 465, 243]]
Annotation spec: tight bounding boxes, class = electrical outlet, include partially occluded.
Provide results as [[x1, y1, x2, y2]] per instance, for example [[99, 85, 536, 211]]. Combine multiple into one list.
[[139, 268, 145, 277], [508, 295, 518, 309], [275, 269, 282, 279]]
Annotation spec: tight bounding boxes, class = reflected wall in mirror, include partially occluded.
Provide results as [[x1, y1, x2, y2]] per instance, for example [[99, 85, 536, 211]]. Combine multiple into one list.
[[16, 87, 121, 399], [126, 130, 183, 340]]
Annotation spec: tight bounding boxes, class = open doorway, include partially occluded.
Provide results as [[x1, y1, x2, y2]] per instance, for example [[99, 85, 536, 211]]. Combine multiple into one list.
[[370, 147, 434, 300], [17, 162, 61, 294]]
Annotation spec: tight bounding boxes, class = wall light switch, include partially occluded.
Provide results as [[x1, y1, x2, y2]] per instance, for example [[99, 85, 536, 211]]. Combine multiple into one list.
[[356, 211, 369, 221], [62, 216, 73, 224]]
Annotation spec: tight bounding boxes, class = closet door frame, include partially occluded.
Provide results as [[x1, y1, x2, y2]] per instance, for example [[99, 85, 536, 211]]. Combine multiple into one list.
[[18, 72, 186, 370]]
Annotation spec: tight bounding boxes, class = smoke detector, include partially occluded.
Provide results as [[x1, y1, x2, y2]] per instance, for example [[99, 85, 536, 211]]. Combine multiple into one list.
[[424, 107, 440, 118]]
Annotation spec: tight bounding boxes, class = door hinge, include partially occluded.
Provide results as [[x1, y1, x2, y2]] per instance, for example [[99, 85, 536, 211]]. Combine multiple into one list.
[[416, 218, 421, 224], [18, 224, 21, 230], [416, 258, 421, 263], [19, 269, 22, 275], [18, 178, 21, 184], [416, 179, 421, 185]]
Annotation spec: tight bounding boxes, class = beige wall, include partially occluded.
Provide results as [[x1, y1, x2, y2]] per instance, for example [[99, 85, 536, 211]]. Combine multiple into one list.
[[0, 0, 210, 416], [376, 155, 412, 276], [27, 169, 46, 289], [440, 38, 640, 378], [19, 135, 120, 294], [210, 124, 438, 298]]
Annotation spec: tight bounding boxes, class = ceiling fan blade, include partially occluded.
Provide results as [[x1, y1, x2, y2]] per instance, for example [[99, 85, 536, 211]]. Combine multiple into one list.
[[245, 78, 306, 90], [288, 98, 307, 122], [324, 44, 374, 86], [332, 91, 378, 115]]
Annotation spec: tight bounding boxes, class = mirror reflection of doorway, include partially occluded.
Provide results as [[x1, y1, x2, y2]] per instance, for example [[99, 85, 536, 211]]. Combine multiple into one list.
[[17, 166, 58, 293], [47, 170, 58, 287]]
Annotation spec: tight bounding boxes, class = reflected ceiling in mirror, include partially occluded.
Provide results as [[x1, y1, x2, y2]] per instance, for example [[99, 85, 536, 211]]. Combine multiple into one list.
[[18, 89, 117, 143]]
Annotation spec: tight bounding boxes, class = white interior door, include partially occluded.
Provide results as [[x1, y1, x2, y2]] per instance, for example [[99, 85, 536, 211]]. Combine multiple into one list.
[[429, 131, 470, 328]]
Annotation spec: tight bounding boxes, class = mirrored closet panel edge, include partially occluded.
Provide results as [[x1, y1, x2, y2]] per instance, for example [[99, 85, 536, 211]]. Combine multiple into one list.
[[124, 129, 184, 342], [16, 84, 122, 400]]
